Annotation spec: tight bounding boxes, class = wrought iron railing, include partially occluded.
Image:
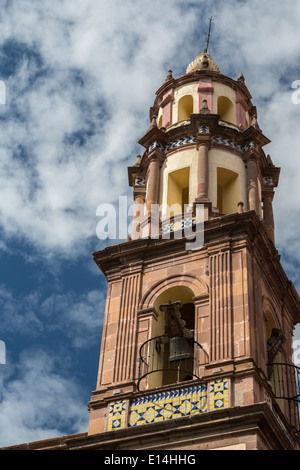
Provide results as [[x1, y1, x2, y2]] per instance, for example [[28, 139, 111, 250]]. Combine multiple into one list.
[[137, 335, 206, 391], [267, 362, 300, 436]]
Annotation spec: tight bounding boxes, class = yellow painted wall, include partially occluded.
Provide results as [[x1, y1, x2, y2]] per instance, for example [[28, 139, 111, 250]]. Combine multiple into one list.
[[217, 167, 240, 215], [209, 149, 247, 213], [212, 81, 237, 124], [167, 167, 190, 216], [172, 83, 198, 123], [178, 95, 193, 121], [160, 149, 198, 219]]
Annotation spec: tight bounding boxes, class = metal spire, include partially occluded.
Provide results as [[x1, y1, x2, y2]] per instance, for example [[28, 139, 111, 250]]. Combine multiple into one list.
[[204, 16, 213, 53]]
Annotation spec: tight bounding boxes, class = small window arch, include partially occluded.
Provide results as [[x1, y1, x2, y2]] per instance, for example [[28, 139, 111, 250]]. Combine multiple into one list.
[[178, 95, 193, 121], [217, 167, 239, 215], [217, 96, 235, 123], [167, 167, 190, 218]]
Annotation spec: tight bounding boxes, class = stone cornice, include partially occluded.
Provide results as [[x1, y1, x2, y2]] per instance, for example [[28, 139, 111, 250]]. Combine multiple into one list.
[[153, 70, 253, 111], [92, 211, 300, 323], [65, 402, 295, 450], [137, 113, 271, 175]]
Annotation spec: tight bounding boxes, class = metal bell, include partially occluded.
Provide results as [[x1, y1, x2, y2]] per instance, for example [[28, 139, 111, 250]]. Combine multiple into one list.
[[169, 336, 192, 362]]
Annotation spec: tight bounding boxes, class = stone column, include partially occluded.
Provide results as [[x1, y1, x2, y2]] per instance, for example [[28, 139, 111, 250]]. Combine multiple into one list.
[[197, 143, 209, 200], [144, 149, 165, 238], [132, 189, 145, 240], [160, 91, 174, 128], [247, 158, 260, 213], [262, 191, 275, 243], [146, 159, 160, 212]]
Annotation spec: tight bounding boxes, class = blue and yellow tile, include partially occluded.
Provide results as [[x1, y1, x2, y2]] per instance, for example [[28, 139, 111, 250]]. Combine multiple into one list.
[[209, 379, 229, 411], [108, 399, 127, 431], [128, 384, 208, 428]]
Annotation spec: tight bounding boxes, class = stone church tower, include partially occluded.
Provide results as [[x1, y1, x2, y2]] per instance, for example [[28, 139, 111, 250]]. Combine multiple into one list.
[[82, 51, 300, 450], [4, 51, 300, 451]]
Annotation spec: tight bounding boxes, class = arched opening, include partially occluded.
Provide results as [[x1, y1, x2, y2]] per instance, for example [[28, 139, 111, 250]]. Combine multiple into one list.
[[139, 286, 199, 390], [265, 309, 285, 414], [265, 308, 300, 433], [217, 167, 239, 215], [178, 95, 193, 121], [167, 167, 190, 218], [217, 96, 235, 123]]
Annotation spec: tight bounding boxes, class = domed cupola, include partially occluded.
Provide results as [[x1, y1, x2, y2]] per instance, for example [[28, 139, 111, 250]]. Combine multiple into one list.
[[128, 51, 280, 245], [186, 52, 220, 73]]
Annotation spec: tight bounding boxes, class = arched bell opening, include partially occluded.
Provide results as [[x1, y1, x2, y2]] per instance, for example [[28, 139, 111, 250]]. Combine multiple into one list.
[[265, 307, 300, 434], [137, 286, 205, 391]]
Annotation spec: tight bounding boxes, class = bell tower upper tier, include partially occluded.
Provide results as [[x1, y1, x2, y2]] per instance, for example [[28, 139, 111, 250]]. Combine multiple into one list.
[[128, 52, 280, 243]]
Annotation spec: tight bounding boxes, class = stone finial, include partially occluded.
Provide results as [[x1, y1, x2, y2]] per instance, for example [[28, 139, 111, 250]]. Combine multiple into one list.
[[237, 201, 244, 213], [186, 52, 220, 73], [237, 72, 245, 84], [201, 55, 209, 69], [251, 114, 260, 130], [165, 70, 173, 81], [149, 115, 157, 130], [267, 154, 274, 167], [134, 154, 141, 167], [200, 99, 210, 114]]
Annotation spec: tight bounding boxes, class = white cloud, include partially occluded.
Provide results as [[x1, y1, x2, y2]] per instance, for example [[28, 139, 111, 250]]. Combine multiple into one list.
[[0, 348, 89, 447], [0, 0, 298, 267], [0, 0, 200, 256], [0, 284, 105, 446], [0, 283, 105, 347], [0, 0, 300, 447]]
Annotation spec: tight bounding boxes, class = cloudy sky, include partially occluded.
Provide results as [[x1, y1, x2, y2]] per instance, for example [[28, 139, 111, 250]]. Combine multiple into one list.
[[0, 0, 300, 447]]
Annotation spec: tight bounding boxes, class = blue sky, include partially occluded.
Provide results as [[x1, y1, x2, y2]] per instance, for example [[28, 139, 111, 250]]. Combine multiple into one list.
[[1, 0, 300, 447]]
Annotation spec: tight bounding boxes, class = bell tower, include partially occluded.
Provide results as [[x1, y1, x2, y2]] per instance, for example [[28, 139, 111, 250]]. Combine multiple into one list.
[[85, 51, 300, 450]]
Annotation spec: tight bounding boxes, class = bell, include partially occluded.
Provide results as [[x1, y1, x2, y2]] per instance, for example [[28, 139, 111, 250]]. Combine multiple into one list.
[[169, 336, 192, 362]]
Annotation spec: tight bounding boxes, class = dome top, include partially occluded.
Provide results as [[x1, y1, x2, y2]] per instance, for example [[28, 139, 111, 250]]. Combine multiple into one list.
[[186, 52, 220, 74]]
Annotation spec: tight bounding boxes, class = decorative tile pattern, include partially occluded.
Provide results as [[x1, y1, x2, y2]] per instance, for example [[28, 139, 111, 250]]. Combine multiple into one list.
[[263, 176, 273, 186], [264, 389, 272, 408], [163, 135, 197, 153], [161, 216, 196, 235], [218, 120, 242, 132], [135, 177, 145, 186], [128, 385, 208, 427], [149, 134, 258, 157], [199, 125, 210, 134], [243, 141, 258, 151], [212, 136, 258, 153], [107, 400, 127, 431], [212, 136, 242, 151], [165, 119, 191, 132], [149, 140, 164, 152], [107, 379, 231, 431], [209, 379, 229, 410]]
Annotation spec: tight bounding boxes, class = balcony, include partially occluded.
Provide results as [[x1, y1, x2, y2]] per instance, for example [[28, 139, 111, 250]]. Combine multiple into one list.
[[267, 362, 300, 437], [137, 334, 206, 391]]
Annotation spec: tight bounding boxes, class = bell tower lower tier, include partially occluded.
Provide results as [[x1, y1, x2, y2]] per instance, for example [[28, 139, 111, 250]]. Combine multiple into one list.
[[82, 210, 300, 451]]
